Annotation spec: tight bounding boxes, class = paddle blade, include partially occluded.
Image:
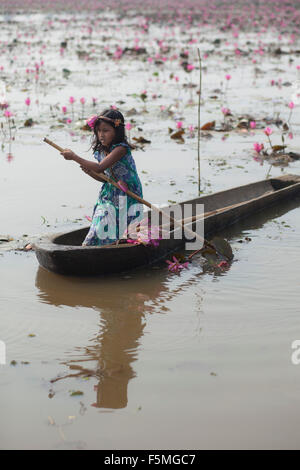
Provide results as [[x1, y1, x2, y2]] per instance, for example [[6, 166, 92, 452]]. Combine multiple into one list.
[[211, 237, 233, 260]]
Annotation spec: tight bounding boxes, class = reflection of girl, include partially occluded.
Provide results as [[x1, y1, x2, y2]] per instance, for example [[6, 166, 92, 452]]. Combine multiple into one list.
[[60, 109, 143, 246]]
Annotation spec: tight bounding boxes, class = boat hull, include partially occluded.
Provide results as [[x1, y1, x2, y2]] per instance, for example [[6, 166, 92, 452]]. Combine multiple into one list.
[[33, 174, 300, 276]]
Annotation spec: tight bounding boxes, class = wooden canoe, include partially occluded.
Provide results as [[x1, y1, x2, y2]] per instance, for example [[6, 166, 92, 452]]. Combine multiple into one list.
[[33, 174, 300, 276]]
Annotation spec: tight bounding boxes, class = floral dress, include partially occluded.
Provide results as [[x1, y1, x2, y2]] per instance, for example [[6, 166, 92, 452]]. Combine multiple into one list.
[[83, 143, 143, 246]]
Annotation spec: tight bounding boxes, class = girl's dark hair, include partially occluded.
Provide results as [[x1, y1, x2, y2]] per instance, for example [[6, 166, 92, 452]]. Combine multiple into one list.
[[91, 108, 134, 153]]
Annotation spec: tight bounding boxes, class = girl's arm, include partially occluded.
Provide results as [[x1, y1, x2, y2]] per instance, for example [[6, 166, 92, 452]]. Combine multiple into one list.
[[61, 146, 127, 173]]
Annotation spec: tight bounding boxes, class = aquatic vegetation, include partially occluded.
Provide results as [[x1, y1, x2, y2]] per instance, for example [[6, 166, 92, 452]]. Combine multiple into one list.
[[166, 256, 189, 273]]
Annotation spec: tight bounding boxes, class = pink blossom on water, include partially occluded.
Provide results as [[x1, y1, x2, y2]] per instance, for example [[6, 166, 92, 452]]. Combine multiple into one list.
[[288, 132, 293, 139], [225, 74, 231, 80], [25, 97, 31, 106], [166, 256, 189, 273], [264, 127, 273, 136], [176, 121, 183, 129], [217, 260, 229, 269], [253, 142, 264, 153], [221, 107, 231, 115], [62, 106, 67, 113], [80, 97, 85, 105], [69, 96, 75, 104], [125, 122, 133, 131], [250, 121, 256, 129], [187, 64, 195, 71], [288, 101, 295, 109], [4, 110, 12, 118]]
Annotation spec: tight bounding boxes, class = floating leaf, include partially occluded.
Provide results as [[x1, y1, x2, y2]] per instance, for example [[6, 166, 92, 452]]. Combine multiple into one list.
[[201, 121, 215, 130], [170, 129, 185, 141], [69, 390, 84, 397], [272, 145, 286, 152], [24, 118, 34, 127], [132, 136, 151, 144]]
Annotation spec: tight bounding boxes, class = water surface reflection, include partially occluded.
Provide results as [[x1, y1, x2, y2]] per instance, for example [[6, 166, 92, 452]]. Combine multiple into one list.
[[34, 193, 300, 409], [35, 268, 171, 409]]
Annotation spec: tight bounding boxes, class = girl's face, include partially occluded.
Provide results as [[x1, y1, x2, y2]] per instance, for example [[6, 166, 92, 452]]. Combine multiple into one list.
[[97, 121, 116, 148]]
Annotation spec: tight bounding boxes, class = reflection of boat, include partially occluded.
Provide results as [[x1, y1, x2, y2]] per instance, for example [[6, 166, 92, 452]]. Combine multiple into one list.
[[35, 266, 168, 409], [33, 174, 300, 275]]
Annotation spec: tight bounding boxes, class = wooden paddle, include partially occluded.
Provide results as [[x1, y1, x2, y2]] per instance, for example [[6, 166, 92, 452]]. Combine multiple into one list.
[[43, 137, 233, 261]]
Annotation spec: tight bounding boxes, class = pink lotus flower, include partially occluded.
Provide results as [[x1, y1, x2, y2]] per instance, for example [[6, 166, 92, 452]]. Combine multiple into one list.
[[176, 121, 183, 129], [25, 97, 31, 106], [4, 110, 12, 118], [187, 64, 195, 71], [217, 260, 229, 268], [62, 106, 67, 114], [69, 96, 75, 104], [166, 256, 189, 273], [253, 142, 264, 153], [250, 121, 256, 129], [125, 123, 132, 131], [225, 74, 231, 80], [86, 115, 98, 128], [221, 107, 231, 116], [264, 127, 273, 136], [288, 101, 295, 109], [288, 132, 293, 139], [80, 97, 85, 105]]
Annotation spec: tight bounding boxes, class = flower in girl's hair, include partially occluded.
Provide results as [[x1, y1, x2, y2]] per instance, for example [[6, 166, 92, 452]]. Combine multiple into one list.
[[114, 119, 121, 127], [86, 115, 98, 128]]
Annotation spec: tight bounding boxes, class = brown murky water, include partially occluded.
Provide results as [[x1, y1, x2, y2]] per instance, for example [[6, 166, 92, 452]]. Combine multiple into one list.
[[1, 9, 300, 450]]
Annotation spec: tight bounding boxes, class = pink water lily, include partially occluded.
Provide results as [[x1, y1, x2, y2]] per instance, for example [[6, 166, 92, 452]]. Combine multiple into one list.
[[264, 127, 273, 136], [69, 96, 75, 104], [217, 260, 229, 268], [253, 142, 264, 153], [288, 101, 295, 109], [221, 107, 231, 116], [225, 74, 231, 80], [250, 121, 256, 129], [25, 97, 31, 106], [166, 256, 189, 273]]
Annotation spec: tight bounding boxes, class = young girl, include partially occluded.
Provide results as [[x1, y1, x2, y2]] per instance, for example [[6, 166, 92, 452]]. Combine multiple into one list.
[[61, 109, 143, 246]]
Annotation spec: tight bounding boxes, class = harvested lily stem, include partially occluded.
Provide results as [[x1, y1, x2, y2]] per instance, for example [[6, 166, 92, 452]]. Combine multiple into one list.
[[197, 48, 202, 196]]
